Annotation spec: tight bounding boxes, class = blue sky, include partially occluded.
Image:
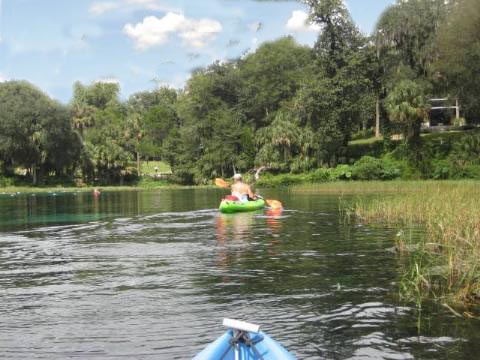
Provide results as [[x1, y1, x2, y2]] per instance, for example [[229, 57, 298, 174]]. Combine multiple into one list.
[[0, 0, 394, 103]]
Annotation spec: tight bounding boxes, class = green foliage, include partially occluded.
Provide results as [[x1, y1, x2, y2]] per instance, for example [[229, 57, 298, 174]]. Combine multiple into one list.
[[0, 176, 15, 187], [436, 0, 480, 121], [351, 156, 401, 180], [255, 111, 304, 170], [431, 159, 453, 179], [347, 140, 386, 162], [351, 129, 375, 141], [140, 161, 171, 175], [0, 81, 81, 184], [449, 133, 480, 166], [375, 0, 448, 77], [330, 164, 352, 180], [2, 0, 480, 187], [306, 168, 332, 182], [81, 105, 135, 184], [385, 80, 430, 155], [139, 104, 177, 158], [239, 37, 312, 128], [72, 81, 120, 110], [137, 176, 173, 189]]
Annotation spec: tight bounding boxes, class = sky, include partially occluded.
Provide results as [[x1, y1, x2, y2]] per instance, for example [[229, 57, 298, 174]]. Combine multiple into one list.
[[0, 0, 395, 103]]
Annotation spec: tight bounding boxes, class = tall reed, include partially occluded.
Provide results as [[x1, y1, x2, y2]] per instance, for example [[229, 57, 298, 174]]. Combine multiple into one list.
[[352, 181, 480, 311]]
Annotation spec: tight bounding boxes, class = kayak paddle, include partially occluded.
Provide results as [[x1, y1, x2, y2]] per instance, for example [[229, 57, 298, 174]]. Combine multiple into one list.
[[215, 178, 230, 188], [214, 178, 283, 209]]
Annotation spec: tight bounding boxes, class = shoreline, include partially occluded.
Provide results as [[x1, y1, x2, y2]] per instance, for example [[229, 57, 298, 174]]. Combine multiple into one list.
[[0, 184, 217, 194], [1, 179, 480, 195]]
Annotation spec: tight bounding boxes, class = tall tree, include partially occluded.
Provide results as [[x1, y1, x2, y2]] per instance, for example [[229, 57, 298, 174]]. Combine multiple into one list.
[[126, 87, 178, 174], [297, 0, 375, 165], [81, 105, 133, 184], [238, 37, 313, 128], [0, 81, 80, 184], [436, 0, 480, 121], [375, 0, 448, 81]]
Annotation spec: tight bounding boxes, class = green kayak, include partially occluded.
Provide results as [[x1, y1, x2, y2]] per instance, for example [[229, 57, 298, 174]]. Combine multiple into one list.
[[219, 198, 266, 214]]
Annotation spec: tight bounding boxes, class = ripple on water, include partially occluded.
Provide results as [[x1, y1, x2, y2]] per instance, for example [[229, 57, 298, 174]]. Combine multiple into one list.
[[0, 191, 478, 359]]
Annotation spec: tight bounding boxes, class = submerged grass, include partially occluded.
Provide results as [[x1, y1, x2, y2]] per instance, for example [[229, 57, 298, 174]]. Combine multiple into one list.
[[348, 181, 480, 313]]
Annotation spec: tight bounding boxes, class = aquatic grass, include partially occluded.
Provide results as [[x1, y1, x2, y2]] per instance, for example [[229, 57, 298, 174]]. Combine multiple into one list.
[[291, 180, 429, 194], [351, 181, 480, 312]]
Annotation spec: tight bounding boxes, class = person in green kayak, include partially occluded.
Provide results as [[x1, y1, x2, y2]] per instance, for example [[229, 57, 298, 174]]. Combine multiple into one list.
[[231, 173, 256, 202]]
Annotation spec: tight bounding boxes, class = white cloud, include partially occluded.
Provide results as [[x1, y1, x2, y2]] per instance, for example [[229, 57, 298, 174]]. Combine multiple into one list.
[[124, 0, 165, 10], [95, 77, 120, 84], [286, 10, 321, 33], [89, 2, 118, 15], [89, 0, 174, 16], [0, 73, 7, 82], [123, 12, 222, 50]]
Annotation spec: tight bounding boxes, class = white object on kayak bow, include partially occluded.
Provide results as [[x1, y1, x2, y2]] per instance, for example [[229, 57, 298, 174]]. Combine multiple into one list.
[[223, 318, 260, 333]]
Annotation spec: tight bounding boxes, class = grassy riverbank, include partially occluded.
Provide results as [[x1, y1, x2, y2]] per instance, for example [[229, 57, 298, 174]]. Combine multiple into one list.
[[0, 178, 210, 194], [333, 181, 480, 315]]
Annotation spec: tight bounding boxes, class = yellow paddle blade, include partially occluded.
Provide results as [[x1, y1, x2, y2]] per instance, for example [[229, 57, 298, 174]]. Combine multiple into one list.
[[266, 199, 283, 209], [215, 178, 230, 188]]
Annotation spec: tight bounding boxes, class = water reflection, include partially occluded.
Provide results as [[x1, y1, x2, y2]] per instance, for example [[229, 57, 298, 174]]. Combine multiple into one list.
[[216, 212, 256, 242]]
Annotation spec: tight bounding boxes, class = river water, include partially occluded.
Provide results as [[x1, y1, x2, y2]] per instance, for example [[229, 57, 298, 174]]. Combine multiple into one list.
[[0, 188, 479, 359]]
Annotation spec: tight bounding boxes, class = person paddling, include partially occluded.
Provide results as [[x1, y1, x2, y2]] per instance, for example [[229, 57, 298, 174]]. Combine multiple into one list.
[[231, 173, 256, 202]]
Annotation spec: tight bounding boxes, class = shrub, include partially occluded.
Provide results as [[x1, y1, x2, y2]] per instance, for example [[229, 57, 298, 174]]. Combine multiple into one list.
[[452, 164, 480, 179], [256, 173, 305, 187], [351, 156, 401, 180], [347, 140, 386, 162], [449, 133, 480, 166], [137, 176, 172, 188], [290, 157, 316, 174], [431, 159, 452, 180], [430, 159, 480, 180], [0, 176, 15, 187], [331, 164, 353, 180], [306, 168, 333, 182]]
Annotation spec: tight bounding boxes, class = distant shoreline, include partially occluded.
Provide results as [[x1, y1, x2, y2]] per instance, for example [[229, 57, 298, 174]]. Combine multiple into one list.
[[0, 184, 216, 195]]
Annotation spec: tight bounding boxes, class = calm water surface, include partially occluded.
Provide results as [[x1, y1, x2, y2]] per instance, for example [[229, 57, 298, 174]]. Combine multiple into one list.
[[0, 188, 479, 359]]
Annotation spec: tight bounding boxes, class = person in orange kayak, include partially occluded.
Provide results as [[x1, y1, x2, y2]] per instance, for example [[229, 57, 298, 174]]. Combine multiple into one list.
[[231, 173, 256, 202]]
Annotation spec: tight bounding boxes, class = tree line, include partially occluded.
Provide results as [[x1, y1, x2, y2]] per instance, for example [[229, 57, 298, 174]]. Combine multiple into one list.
[[0, 0, 478, 185]]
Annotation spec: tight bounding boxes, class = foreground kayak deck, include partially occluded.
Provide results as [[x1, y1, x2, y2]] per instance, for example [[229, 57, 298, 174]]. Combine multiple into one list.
[[219, 199, 266, 214], [193, 330, 296, 360]]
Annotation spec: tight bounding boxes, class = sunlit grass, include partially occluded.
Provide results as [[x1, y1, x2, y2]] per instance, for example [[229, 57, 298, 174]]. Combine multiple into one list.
[[0, 183, 212, 194], [348, 136, 384, 145], [291, 180, 432, 194], [140, 161, 171, 175]]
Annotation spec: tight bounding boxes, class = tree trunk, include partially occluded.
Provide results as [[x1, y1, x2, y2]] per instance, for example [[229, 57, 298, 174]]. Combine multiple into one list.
[[375, 96, 381, 138], [136, 151, 140, 176], [32, 165, 37, 186]]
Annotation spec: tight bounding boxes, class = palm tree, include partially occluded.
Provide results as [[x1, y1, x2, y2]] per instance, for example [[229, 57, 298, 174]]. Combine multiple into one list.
[[126, 110, 144, 175], [385, 80, 429, 149], [71, 102, 96, 141], [257, 111, 302, 165]]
